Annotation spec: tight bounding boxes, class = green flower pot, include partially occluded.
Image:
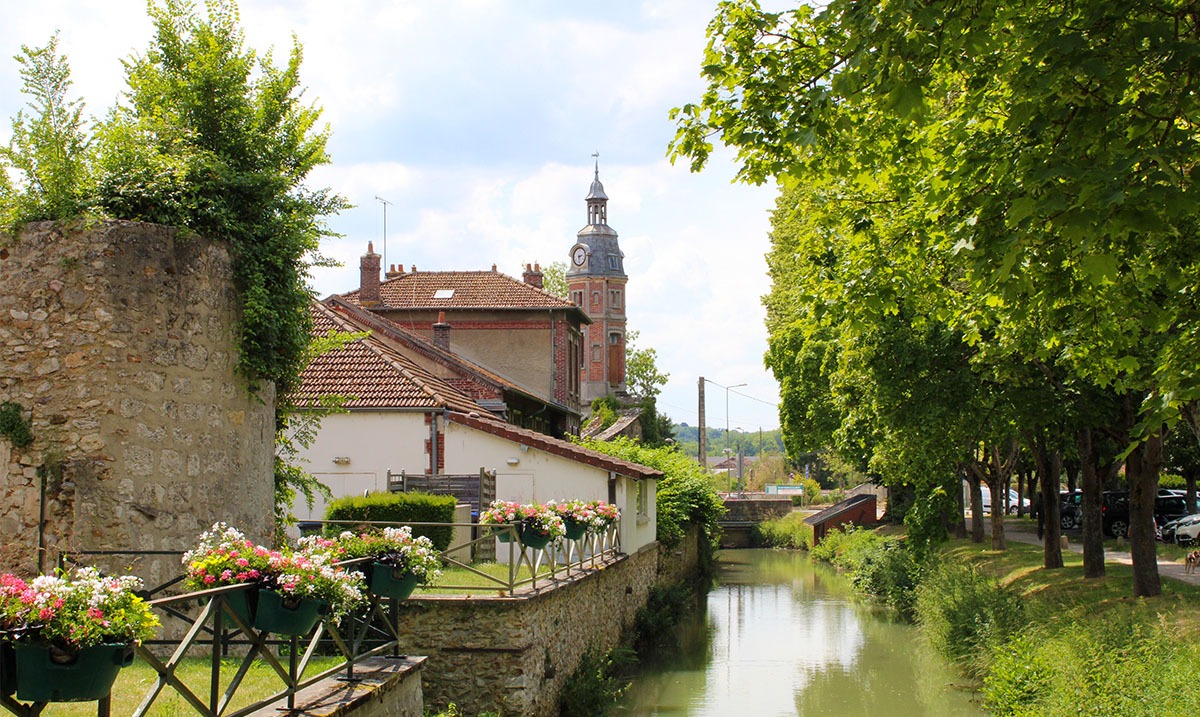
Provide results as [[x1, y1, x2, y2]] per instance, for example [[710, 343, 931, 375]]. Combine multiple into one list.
[[223, 588, 257, 628], [252, 590, 327, 636], [492, 526, 516, 543], [0, 641, 14, 697], [367, 563, 421, 601], [13, 642, 133, 702], [562, 518, 587, 541], [519, 524, 553, 550]]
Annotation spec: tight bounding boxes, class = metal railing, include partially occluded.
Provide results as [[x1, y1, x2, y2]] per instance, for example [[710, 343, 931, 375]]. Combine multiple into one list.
[[0, 520, 623, 716]]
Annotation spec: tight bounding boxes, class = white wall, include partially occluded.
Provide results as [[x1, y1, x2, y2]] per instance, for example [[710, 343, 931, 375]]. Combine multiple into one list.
[[442, 421, 657, 553], [291, 410, 657, 554], [291, 411, 430, 522]]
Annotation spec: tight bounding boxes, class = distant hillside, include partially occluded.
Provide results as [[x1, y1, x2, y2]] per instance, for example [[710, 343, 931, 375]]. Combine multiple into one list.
[[672, 423, 784, 458]]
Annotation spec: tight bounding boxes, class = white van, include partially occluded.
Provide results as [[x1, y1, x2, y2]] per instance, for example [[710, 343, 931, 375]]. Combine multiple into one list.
[[973, 487, 1031, 515]]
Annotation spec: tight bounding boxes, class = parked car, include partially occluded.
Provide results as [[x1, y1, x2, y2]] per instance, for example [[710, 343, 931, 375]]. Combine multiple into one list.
[[1059, 490, 1083, 530], [1161, 513, 1200, 546], [980, 488, 1030, 515], [1100, 491, 1192, 538]]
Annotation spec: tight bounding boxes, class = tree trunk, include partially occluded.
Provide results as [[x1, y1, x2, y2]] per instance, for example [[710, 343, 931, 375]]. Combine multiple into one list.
[[1077, 427, 1105, 579], [1127, 430, 1164, 598], [990, 479, 1006, 551], [1032, 434, 1063, 569], [968, 473, 984, 543], [953, 470, 968, 539]]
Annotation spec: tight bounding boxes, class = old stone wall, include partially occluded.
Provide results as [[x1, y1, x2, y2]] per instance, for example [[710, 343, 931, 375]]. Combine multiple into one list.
[[393, 527, 703, 716], [0, 220, 274, 583]]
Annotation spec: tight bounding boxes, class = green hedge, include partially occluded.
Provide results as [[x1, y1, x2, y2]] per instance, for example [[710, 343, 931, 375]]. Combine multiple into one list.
[[323, 492, 456, 551]]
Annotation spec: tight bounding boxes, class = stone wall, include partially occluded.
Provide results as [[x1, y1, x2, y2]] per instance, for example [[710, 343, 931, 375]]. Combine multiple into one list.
[[0, 220, 274, 582], [395, 528, 702, 716]]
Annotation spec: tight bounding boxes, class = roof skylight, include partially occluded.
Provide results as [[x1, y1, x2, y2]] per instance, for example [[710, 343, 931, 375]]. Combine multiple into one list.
[[433, 289, 455, 299]]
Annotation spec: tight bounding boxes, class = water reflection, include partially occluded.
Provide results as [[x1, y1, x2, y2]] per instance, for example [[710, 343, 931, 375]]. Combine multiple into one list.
[[619, 550, 983, 716]]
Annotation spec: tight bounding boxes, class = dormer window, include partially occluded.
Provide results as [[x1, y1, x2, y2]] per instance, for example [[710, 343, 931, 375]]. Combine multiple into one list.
[[608, 256, 619, 270]]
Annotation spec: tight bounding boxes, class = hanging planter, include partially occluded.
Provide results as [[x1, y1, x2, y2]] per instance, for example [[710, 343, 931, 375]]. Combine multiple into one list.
[[223, 588, 257, 628], [367, 563, 421, 601], [493, 526, 516, 543], [252, 589, 327, 636], [12, 642, 133, 702], [562, 517, 587, 541], [519, 524, 554, 550]]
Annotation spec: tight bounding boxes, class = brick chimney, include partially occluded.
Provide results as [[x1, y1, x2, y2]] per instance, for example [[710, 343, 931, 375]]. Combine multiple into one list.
[[433, 311, 451, 351], [360, 242, 381, 306], [523, 262, 544, 289]]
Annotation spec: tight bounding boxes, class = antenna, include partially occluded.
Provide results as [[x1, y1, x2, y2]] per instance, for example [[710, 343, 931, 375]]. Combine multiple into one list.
[[375, 195, 393, 270]]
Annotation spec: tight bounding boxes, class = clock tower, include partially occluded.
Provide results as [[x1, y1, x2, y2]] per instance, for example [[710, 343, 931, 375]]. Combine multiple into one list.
[[568, 159, 627, 405]]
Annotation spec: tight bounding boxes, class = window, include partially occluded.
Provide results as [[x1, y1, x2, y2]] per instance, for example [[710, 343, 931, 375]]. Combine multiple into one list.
[[591, 291, 601, 308], [608, 289, 622, 309], [591, 344, 602, 362], [433, 289, 454, 299], [571, 290, 583, 306], [609, 332, 621, 344], [608, 256, 619, 270], [636, 480, 648, 520]]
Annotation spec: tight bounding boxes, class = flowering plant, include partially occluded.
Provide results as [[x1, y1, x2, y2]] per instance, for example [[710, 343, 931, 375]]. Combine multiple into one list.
[[519, 502, 566, 540], [301, 527, 442, 583], [261, 551, 366, 620], [182, 522, 275, 590], [183, 523, 365, 621], [478, 500, 523, 528], [554, 499, 620, 534], [0, 568, 160, 650]]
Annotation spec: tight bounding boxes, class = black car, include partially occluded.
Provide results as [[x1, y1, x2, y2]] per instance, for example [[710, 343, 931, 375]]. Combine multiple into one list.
[[1059, 490, 1083, 529], [1100, 491, 1191, 538]]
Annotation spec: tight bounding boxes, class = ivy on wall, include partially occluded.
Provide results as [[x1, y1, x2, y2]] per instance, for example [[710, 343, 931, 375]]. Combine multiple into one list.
[[0, 401, 33, 449]]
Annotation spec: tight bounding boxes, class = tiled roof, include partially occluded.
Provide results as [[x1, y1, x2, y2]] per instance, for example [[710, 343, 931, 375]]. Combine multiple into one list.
[[343, 269, 587, 317], [323, 295, 543, 406], [448, 411, 663, 480], [292, 301, 482, 412]]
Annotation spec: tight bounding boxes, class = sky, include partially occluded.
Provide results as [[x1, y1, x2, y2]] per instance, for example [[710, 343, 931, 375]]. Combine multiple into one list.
[[0, 0, 785, 433]]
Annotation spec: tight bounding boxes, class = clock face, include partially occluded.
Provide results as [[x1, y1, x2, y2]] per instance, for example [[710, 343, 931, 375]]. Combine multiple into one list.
[[572, 246, 587, 266]]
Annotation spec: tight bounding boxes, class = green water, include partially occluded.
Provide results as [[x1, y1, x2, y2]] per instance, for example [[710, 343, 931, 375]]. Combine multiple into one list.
[[617, 549, 985, 716]]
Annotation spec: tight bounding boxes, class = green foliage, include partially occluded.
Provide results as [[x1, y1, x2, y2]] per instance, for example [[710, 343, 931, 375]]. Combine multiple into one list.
[[914, 562, 1024, 680], [589, 395, 620, 430], [0, 33, 94, 228], [0, 401, 33, 449], [636, 397, 675, 449], [557, 647, 634, 717], [850, 539, 924, 619], [625, 330, 668, 401], [983, 619, 1200, 716], [753, 512, 813, 549], [539, 260, 568, 299], [324, 492, 456, 552], [576, 437, 725, 550], [93, 0, 347, 397]]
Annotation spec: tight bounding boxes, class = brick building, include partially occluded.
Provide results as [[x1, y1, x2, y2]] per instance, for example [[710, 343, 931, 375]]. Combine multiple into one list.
[[567, 162, 628, 404]]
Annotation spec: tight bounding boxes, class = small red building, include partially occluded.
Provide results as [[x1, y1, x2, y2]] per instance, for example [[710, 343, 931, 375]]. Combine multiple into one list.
[[804, 494, 879, 545]]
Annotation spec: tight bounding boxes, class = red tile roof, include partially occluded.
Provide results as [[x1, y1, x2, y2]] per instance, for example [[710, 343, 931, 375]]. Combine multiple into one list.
[[343, 269, 587, 318], [293, 301, 483, 412], [448, 411, 663, 480]]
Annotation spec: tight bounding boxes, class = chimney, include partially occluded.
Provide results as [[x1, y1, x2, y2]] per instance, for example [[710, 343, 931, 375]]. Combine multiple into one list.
[[360, 242, 381, 306], [385, 263, 405, 279], [433, 311, 451, 351], [523, 262, 544, 289]]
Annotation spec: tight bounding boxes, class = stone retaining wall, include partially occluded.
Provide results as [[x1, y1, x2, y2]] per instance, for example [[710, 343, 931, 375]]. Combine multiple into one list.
[[395, 527, 702, 716], [0, 220, 274, 581]]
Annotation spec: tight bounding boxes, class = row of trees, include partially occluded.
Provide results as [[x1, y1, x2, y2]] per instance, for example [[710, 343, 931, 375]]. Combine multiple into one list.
[[670, 0, 1200, 596]]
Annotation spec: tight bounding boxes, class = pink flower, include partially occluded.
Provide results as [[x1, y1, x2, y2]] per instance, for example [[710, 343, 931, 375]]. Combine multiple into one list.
[[204, 575, 216, 585], [236, 558, 249, 567]]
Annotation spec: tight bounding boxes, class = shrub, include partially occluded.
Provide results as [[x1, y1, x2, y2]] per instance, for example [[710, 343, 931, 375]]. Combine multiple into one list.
[[753, 512, 813, 549], [633, 581, 696, 655], [850, 539, 923, 619], [914, 561, 1023, 679], [0, 401, 33, 449], [324, 492, 456, 551], [557, 647, 634, 717]]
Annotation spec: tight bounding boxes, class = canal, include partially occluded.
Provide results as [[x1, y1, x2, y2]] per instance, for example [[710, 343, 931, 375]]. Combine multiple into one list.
[[618, 549, 984, 716]]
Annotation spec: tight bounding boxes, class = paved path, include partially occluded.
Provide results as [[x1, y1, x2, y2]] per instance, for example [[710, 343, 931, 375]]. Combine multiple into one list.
[[1003, 522, 1200, 586]]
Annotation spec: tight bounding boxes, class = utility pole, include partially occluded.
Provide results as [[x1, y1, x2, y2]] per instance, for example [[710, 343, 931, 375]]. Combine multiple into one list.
[[698, 376, 707, 468]]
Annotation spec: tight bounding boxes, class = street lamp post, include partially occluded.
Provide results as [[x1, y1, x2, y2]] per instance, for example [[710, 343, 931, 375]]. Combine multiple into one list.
[[703, 379, 746, 494]]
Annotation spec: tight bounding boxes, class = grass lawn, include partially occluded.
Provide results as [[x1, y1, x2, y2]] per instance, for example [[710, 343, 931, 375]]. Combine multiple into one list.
[[941, 534, 1200, 637], [30, 656, 344, 716]]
